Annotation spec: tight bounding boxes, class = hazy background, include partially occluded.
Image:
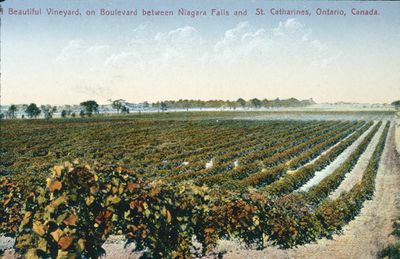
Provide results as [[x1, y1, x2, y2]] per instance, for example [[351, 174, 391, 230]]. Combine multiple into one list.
[[1, 0, 400, 105]]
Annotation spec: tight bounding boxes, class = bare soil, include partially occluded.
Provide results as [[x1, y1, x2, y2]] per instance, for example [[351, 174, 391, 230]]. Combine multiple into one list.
[[298, 122, 376, 192], [329, 123, 385, 199], [223, 122, 400, 259]]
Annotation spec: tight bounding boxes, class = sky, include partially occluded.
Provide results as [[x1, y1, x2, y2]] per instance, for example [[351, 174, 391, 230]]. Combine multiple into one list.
[[1, 0, 400, 105]]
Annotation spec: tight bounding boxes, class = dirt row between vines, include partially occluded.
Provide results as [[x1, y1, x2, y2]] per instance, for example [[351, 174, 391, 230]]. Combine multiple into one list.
[[329, 122, 385, 199], [223, 123, 400, 259], [298, 122, 376, 192]]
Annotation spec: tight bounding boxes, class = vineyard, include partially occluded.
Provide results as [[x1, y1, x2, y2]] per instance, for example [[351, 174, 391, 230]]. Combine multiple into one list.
[[0, 112, 398, 258]]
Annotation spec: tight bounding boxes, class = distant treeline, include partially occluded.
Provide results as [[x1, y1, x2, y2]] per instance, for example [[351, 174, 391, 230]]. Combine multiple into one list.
[[0, 97, 316, 119], [153, 98, 316, 110]]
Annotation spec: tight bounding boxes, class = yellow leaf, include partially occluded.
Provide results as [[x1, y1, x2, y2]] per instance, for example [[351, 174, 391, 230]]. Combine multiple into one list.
[[167, 210, 172, 224], [63, 214, 78, 226], [50, 229, 63, 242], [106, 195, 121, 206], [32, 221, 46, 236], [85, 196, 95, 206], [52, 195, 67, 208], [4, 198, 11, 206], [77, 238, 86, 251], [89, 186, 98, 195], [161, 207, 167, 217], [20, 211, 32, 227], [112, 186, 118, 194], [38, 239, 48, 252], [56, 249, 70, 259], [48, 180, 62, 192], [253, 215, 260, 226], [53, 165, 63, 177], [26, 248, 39, 259]]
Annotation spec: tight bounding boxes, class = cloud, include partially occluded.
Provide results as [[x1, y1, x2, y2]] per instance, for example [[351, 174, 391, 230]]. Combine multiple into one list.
[[86, 45, 109, 56], [212, 19, 335, 67], [63, 19, 339, 87], [55, 40, 85, 62], [56, 40, 109, 63], [104, 25, 205, 70], [133, 23, 149, 34], [156, 26, 198, 41], [104, 51, 139, 67]]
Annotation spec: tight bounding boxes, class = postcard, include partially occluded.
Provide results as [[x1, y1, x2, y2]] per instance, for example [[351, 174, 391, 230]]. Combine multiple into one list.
[[1, 0, 399, 258]]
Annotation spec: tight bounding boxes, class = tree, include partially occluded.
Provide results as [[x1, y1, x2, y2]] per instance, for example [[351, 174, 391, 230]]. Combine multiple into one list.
[[71, 112, 76, 118], [237, 98, 246, 109], [79, 110, 85, 117], [61, 110, 67, 118], [250, 98, 262, 108], [160, 102, 167, 112], [8, 105, 17, 118], [80, 100, 99, 116], [112, 99, 126, 113], [181, 100, 191, 111], [64, 105, 72, 116], [25, 103, 41, 118], [41, 105, 57, 119], [227, 101, 237, 110], [392, 100, 400, 110], [261, 99, 270, 108], [121, 106, 130, 114]]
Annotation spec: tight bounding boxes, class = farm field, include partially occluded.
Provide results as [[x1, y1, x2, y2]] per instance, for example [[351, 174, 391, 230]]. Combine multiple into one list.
[[0, 110, 398, 258]]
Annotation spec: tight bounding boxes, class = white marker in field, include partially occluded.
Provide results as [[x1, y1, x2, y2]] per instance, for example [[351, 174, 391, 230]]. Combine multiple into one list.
[[206, 159, 214, 169]]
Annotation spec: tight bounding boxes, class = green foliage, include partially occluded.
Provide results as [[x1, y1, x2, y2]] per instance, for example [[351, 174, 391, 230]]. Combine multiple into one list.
[[15, 162, 140, 258], [0, 118, 392, 258], [264, 121, 373, 197], [41, 105, 57, 119], [0, 178, 23, 235], [392, 100, 400, 110], [25, 103, 41, 118], [80, 100, 99, 116], [121, 106, 130, 114], [379, 243, 400, 259], [316, 121, 390, 234], [379, 217, 400, 258], [61, 110, 67, 118], [267, 194, 324, 248], [8, 105, 18, 119], [250, 98, 262, 108], [112, 99, 126, 113], [161, 102, 167, 112], [7, 161, 324, 258], [237, 98, 246, 108], [304, 122, 381, 205]]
